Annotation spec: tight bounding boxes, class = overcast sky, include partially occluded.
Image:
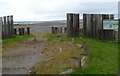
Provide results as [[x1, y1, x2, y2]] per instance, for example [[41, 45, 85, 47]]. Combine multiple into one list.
[[0, 0, 119, 21]]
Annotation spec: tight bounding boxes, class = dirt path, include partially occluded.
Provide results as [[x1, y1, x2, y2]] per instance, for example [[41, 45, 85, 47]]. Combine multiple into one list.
[[2, 40, 47, 74]]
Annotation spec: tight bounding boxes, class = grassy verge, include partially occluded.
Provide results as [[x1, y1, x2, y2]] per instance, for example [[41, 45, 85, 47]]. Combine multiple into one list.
[[38, 33, 118, 74], [2, 35, 34, 53]]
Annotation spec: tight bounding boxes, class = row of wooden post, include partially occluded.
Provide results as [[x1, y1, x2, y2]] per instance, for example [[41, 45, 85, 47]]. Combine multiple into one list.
[[66, 13, 116, 40], [51, 26, 67, 34], [14, 27, 30, 35], [83, 14, 114, 40], [1, 15, 14, 39]]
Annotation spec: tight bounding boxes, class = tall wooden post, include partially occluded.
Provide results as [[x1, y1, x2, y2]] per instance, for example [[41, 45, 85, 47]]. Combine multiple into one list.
[[118, 18, 120, 43], [90, 14, 94, 38], [10, 15, 14, 37], [67, 13, 79, 37], [83, 14, 87, 37], [73, 14, 79, 37], [86, 14, 91, 37], [67, 13, 73, 37], [3, 16, 8, 39], [7, 16, 11, 38], [0, 17, 2, 39], [92, 14, 96, 38], [95, 14, 103, 39]]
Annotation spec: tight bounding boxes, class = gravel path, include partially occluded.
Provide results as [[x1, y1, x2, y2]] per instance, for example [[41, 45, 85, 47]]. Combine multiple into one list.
[[2, 40, 47, 74]]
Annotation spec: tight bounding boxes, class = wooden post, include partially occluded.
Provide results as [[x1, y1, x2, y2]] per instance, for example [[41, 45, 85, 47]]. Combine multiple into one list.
[[27, 27, 30, 35], [3, 16, 8, 39], [83, 14, 87, 37], [73, 14, 79, 37], [10, 15, 14, 37], [19, 28, 22, 35], [118, 18, 120, 43], [51, 26, 62, 34], [67, 13, 73, 37], [102, 30, 114, 40], [92, 14, 96, 38], [95, 14, 103, 39], [110, 14, 114, 20], [7, 16, 11, 38], [90, 14, 94, 38], [64, 27, 67, 34], [0, 17, 2, 39], [14, 28, 17, 35], [58, 27, 62, 34], [102, 14, 109, 20], [51, 26, 54, 33], [86, 14, 91, 37], [67, 13, 79, 37], [22, 28, 25, 35]]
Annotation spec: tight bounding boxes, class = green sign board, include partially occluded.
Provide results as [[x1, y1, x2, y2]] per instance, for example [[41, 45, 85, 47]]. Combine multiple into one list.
[[103, 20, 118, 30]]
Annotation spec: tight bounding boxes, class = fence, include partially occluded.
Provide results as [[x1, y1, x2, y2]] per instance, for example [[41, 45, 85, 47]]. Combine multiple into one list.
[[1, 15, 31, 39], [83, 14, 115, 40], [14, 27, 30, 35], [51, 26, 67, 34], [1, 15, 14, 39]]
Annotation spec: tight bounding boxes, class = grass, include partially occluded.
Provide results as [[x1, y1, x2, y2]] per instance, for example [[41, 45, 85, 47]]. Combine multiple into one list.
[[71, 38, 118, 74], [13, 24, 20, 26], [2, 35, 34, 53], [35, 40, 82, 74], [39, 33, 118, 74]]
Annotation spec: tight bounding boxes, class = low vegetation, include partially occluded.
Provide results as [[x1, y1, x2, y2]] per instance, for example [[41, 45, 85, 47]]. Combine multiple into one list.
[[13, 24, 20, 26], [35, 33, 118, 74], [2, 35, 34, 53], [34, 40, 83, 74]]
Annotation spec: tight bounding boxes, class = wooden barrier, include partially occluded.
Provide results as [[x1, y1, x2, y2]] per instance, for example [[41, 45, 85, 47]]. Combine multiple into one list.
[[83, 14, 114, 40], [14, 27, 30, 35], [1, 15, 14, 39]]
